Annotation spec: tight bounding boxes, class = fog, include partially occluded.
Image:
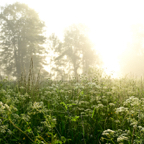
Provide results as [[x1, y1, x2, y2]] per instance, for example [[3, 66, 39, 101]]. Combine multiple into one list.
[[1, 0, 144, 79]]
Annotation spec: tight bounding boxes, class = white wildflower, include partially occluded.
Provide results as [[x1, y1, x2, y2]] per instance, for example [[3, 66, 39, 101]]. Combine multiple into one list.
[[141, 128, 144, 132], [138, 126, 142, 129], [84, 101, 89, 105], [106, 92, 111, 95], [127, 130, 130, 135], [0, 101, 3, 106], [102, 132, 109, 136], [21, 114, 30, 121], [19, 86, 25, 89], [12, 107, 18, 111], [103, 86, 107, 89], [115, 107, 128, 114], [0, 125, 8, 133], [115, 120, 120, 123], [24, 92, 29, 98], [0, 89, 6, 94], [112, 86, 116, 90], [96, 96, 100, 101], [7, 129, 12, 135], [109, 103, 115, 107], [33, 102, 43, 109], [102, 96, 106, 99], [97, 104, 104, 109], [12, 114, 20, 119], [117, 136, 129, 142], [4, 104, 10, 111], [106, 129, 115, 133], [44, 91, 51, 95], [130, 110, 135, 114], [96, 85, 101, 89], [0, 104, 5, 110], [97, 101, 101, 104], [124, 96, 141, 106], [130, 121, 138, 126], [102, 129, 115, 137]]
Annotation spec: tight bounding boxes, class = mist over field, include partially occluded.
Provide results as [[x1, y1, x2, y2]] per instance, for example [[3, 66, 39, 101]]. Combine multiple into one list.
[[1, 1, 144, 144], [1, 1, 144, 79]]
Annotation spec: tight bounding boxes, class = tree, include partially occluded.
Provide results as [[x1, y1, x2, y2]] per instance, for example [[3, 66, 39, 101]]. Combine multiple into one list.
[[55, 24, 101, 77], [45, 33, 67, 80], [0, 2, 47, 79]]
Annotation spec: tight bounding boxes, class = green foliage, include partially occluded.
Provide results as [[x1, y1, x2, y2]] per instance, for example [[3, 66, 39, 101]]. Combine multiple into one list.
[[0, 2, 47, 79], [1, 66, 144, 143]]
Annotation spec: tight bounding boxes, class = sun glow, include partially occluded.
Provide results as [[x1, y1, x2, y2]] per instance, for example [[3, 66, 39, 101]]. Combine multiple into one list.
[[2, 0, 144, 77], [32, 0, 144, 78], [88, 22, 133, 77]]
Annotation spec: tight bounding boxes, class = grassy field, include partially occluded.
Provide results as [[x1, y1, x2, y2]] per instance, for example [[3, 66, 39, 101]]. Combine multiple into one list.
[[1, 68, 144, 144]]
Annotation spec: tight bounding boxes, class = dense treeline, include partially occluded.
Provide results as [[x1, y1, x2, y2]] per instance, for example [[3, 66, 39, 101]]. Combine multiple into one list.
[[0, 2, 101, 80]]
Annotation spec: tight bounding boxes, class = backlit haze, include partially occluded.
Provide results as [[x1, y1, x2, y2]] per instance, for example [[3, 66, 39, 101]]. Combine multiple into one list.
[[1, 0, 144, 78]]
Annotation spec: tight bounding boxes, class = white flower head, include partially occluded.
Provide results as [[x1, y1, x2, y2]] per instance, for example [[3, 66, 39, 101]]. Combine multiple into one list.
[[109, 103, 115, 107], [115, 120, 120, 123], [116, 107, 128, 114], [141, 128, 144, 132], [124, 96, 141, 106], [4, 104, 10, 111], [97, 104, 104, 109], [117, 136, 129, 142], [138, 126, 142, 129], [102, 129, 115, 137]]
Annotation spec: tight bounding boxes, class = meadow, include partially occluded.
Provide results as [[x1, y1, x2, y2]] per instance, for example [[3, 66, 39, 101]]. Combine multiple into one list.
[[1, 66, 144, 144]]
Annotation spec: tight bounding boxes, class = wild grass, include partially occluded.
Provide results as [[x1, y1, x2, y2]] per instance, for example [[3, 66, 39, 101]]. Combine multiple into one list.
[[1, 61, 144, 143]]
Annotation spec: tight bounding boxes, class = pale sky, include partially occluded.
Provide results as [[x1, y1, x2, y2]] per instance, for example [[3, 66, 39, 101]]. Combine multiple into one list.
[[1, 0, 144, 77]]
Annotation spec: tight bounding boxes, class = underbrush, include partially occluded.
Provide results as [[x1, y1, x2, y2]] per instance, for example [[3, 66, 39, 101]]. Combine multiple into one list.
[[1, 66, 144, 143]]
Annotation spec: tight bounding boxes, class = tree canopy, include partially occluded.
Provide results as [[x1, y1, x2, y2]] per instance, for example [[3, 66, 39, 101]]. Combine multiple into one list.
[[0, 2, 47, 79], [47, 24, 101, 79]]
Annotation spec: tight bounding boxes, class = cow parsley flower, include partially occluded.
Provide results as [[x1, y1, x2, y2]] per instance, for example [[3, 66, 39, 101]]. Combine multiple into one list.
[[102, 129, 115, 137], [97, 104, 104, 109], [115, 120, 120, 123], [115, 107, 128, 114], [109, 103, 115, 107], [117, 136, 129, 142], [141, 128, 144, 132], [4, 104, 10, 111], [124, 96, 141, 106]]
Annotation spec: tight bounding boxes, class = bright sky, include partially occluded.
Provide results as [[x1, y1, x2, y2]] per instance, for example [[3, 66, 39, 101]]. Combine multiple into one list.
[[1, 0, 144, 77]]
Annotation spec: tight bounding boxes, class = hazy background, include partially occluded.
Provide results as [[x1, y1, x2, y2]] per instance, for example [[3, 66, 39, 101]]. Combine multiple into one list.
[[1, 0, 144, 79]]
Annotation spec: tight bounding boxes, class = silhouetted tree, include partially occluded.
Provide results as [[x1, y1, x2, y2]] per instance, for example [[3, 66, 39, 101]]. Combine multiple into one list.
[[55, 24, 101, 77], [0, 2, 47, 79]]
